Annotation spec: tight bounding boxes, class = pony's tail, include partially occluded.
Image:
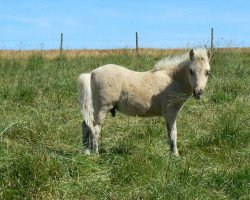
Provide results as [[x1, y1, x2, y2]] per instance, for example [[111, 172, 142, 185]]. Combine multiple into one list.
[[77, 73, 94, 128]]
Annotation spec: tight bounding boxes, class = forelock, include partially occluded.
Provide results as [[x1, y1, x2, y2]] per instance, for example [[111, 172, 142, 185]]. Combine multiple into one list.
[[193, 49, 209, 60]]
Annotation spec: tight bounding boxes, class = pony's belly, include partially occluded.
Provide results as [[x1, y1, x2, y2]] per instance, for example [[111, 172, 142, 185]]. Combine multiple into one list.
[[117, 99, 161, 117]]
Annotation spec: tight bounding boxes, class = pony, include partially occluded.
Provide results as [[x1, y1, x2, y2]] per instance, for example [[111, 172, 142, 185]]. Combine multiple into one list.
[[78, 49, 211, 156]]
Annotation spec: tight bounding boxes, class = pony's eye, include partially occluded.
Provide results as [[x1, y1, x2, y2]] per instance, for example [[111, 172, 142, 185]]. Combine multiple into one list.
[[189, 69, 194, 75], [205, 70, 210, 76]]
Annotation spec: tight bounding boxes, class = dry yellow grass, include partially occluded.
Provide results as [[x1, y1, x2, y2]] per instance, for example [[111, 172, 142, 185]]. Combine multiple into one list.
[[0, 48, 184, 59], [0, 47, 249, 59]]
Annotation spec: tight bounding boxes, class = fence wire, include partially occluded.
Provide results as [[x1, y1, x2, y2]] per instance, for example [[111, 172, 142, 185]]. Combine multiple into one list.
[[0, 36, 245, 50]]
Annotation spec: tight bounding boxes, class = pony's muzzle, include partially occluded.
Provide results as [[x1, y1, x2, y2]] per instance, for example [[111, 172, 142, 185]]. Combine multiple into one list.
[[193, 89, 203, 100]]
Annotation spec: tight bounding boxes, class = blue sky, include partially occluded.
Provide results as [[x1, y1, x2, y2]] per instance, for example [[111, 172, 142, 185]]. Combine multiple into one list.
[[0, 0, 249, 49]]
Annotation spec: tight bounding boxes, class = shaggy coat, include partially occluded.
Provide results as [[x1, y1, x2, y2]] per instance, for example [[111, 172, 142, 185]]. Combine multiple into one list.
[[78, 49, 211, 156]]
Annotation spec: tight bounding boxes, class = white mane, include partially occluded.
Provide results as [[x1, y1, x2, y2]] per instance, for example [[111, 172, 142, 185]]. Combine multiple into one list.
[[154, 54, 189, 71], [153, 49, 209, 71]]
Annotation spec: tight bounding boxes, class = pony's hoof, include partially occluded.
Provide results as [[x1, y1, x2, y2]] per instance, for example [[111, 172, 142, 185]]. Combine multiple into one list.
[[93, 151, 99, 157], [84, 149, 90, 155], [173, 151, 179, 156], [170, 151, 179, 157]]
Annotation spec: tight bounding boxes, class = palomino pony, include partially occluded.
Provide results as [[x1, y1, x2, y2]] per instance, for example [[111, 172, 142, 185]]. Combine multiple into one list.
[[78, 49, 211, 156]]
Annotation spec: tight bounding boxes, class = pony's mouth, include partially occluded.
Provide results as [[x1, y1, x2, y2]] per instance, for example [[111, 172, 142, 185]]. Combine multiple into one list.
[[193, 91, 202, 100]]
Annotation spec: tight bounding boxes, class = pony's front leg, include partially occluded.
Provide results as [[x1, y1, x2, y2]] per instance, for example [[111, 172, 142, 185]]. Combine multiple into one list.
[[167, 120, 179, 156], [164, 108, 180, 156]]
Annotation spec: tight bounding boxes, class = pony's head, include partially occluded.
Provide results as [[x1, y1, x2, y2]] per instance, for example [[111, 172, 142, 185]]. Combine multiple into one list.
[[188, 49, 211, 100]]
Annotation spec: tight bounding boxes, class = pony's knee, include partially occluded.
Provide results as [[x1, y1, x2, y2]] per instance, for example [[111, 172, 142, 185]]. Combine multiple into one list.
[[94, 110, 108, 125]]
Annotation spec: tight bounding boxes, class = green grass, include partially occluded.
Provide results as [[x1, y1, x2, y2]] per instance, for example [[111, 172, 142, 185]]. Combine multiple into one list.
[[0, 49, 249, 199]]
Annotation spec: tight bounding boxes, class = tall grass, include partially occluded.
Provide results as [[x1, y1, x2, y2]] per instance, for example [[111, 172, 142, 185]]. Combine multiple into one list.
[[0, 48, 249, 199]]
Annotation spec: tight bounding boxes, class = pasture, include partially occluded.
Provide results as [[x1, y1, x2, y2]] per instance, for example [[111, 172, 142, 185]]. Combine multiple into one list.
[[0, 48, 249, 199]]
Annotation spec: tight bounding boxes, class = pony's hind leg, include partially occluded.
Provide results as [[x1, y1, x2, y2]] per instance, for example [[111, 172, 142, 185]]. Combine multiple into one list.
[[90, 109, 108, 155], [91, 125, 101, 154], [83, 120, 99, 155], [82, 120, 91, 155]]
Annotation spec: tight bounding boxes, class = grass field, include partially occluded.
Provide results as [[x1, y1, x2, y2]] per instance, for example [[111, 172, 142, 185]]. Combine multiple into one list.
[[0, 48, 249, 199]]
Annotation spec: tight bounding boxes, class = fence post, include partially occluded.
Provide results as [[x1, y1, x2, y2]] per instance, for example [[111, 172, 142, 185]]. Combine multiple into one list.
[[136, 32, 139, 57], [60, 33, 63, 53], [210, 28, 214, 49]]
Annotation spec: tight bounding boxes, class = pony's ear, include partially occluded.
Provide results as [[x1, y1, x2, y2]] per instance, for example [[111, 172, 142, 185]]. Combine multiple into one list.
[[189, 49, 194, 60], [207, 49, 212, 61]]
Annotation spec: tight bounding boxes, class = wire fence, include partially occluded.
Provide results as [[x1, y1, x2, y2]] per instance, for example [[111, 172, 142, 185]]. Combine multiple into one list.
[[0, 30, 247, 50], [0, 38, 211, 50]]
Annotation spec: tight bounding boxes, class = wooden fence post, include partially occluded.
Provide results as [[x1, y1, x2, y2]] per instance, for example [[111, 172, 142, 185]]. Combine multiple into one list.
[[210, 28, 214, 49], [136, 32, 139, 57], [60, 33, 63, 53]]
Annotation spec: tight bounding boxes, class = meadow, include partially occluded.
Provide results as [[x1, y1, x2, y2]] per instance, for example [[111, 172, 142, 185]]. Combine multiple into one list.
[[0, 48, 249, 199]]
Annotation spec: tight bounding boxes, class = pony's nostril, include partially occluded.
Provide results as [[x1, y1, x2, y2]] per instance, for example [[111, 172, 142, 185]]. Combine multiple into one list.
[[194, 89, 203, 96], [193, 89, 203, 99]]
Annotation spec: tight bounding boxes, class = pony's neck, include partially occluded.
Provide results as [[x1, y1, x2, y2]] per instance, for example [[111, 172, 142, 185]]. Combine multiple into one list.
[[168, 60, 193, 95]]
